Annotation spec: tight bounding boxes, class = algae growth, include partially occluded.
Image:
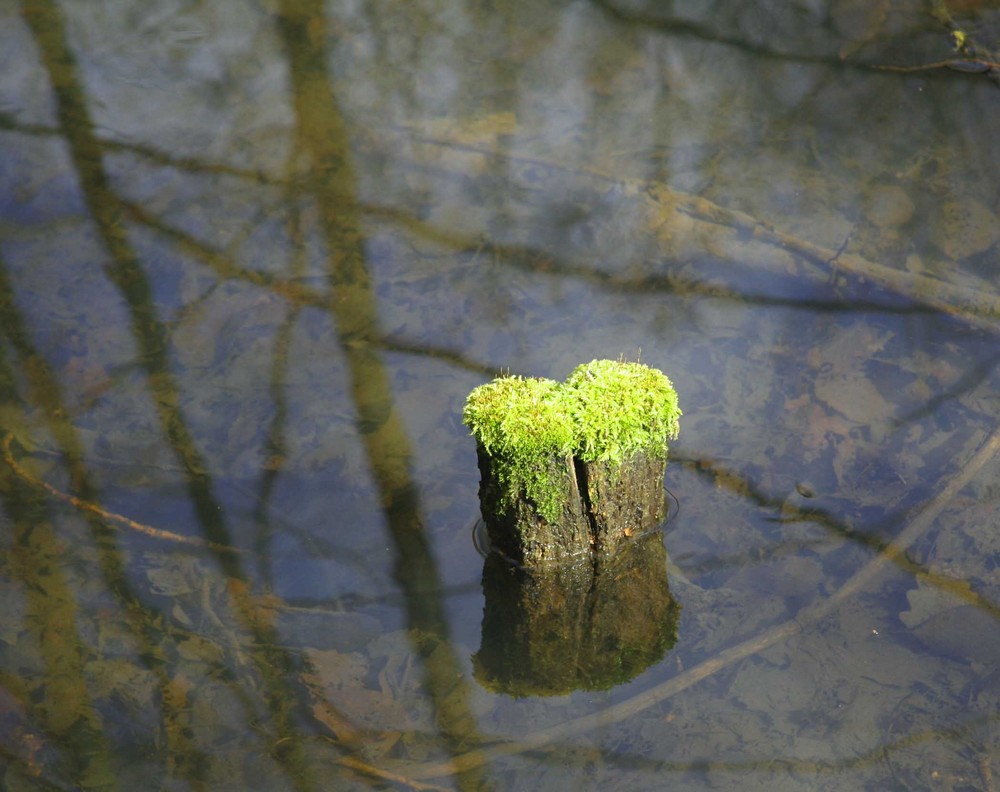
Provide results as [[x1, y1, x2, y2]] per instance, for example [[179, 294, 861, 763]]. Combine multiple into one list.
[[463, 359, 681, 523]]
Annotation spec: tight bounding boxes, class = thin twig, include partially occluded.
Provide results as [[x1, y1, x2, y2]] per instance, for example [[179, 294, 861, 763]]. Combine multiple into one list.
[[872, 58, 996, 73], [335, 753, 451, 791], [980, 751, 995, 792]]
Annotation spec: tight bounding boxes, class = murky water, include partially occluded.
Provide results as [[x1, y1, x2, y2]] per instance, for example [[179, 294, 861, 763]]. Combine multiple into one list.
[[1, 0, 998, 790]]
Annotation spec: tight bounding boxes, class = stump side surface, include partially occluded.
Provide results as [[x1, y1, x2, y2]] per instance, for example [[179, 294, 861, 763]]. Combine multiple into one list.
[[477, 449, 592, 565], [581, 452, 667, 555], [477, 447, 668, 563]]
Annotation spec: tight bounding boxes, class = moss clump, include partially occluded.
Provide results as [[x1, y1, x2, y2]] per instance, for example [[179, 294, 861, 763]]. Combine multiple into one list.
[[463, 360, 681, 524], [462, 376, 576, 522], [566, 359, 681, 464]]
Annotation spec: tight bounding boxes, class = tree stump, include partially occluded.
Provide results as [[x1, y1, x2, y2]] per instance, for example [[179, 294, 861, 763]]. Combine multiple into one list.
[[463, 359, 681, 565], [474, 447, 591, 564]]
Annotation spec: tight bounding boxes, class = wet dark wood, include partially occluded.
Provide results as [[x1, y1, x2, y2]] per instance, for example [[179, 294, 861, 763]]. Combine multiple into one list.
[[476, 448, 591, 565], [476, 447, 667, 565], [578, 451, 667, 555]]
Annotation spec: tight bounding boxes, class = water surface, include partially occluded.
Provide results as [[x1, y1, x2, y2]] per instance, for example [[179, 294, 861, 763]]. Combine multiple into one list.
[[1, 0, 999, 789]]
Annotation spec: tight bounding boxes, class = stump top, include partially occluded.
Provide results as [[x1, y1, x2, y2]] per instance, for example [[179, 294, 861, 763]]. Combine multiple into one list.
[[462, 375, 576, 462], [464, 359, 681, 468], [566, 359, 681, 464]]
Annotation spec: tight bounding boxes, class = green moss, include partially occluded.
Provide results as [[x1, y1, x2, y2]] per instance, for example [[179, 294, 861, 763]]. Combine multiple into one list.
[[462, 376, 576, 521], [463, 360, 681, 522], [566, 359, 681, 464]]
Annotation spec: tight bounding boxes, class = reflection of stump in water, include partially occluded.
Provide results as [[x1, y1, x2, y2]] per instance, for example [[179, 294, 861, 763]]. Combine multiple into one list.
[[474, 532, 680, 696], [463, 359, 681, 565]]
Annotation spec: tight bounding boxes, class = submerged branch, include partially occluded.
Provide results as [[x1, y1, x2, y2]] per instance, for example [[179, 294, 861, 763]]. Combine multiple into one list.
[[387, 128, 1000, 333], [669, 187, 1000, 329]]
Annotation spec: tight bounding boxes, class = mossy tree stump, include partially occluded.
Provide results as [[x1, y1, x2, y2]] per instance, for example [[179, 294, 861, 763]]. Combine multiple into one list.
[[463, 359, 681, 565]]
